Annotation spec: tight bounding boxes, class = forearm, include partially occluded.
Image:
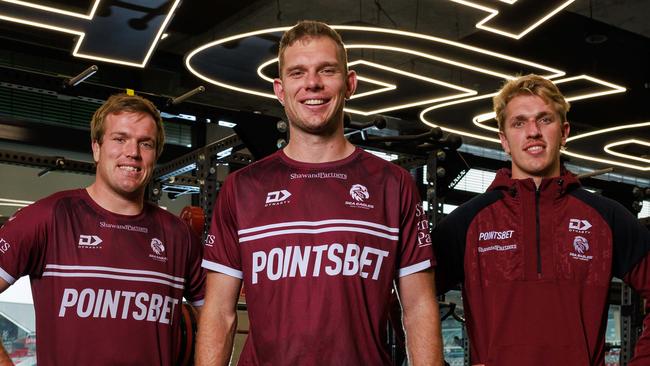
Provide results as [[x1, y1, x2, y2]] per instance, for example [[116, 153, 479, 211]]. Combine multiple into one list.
[[195, 309, 237, 366], [399, 270, 444, 366], [403, 299, 444, 366]]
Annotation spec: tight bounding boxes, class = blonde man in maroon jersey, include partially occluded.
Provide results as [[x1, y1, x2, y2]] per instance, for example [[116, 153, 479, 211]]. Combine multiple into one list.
[[197, 21, 443, 365], [0, 94, 205, 365]]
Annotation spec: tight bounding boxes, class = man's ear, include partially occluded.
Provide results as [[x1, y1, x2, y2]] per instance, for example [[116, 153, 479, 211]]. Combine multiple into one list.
[[273, 78, 285, 105], [499, 130, 511, 155], [345, 70, 357, 99], [91, 139, 101, 163], [561, 121, 570, 147]]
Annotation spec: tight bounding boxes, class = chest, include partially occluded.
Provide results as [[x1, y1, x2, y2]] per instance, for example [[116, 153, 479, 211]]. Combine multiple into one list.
[[465, 195, 612, 285]]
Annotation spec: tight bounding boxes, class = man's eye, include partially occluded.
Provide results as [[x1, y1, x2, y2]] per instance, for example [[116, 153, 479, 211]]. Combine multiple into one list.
[[141, 142, 154, 149]]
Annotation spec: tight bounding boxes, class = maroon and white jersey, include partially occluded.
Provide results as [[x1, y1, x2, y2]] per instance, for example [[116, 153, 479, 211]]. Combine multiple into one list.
[[0, 189, 205, 366], [203, 148, 434, 365]]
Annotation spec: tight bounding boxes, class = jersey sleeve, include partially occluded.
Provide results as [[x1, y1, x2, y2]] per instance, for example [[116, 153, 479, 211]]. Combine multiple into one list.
[[396, 170, 435, 278], [202, 175, 243, 279], [183, 225, 206, 307], [0, 201, 50, 284]]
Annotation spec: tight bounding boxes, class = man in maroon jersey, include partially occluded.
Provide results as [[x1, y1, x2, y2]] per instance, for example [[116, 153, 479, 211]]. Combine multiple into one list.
[[197, 21, 443, 365], [0, 94, 205, 365]]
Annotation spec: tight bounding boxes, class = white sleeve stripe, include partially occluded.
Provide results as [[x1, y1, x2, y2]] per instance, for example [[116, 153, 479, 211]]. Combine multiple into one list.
[[201, 260, 243, 279], [191, 299, 205, 307], [0, 267, 15, 285], [398, 260, 432, 277]]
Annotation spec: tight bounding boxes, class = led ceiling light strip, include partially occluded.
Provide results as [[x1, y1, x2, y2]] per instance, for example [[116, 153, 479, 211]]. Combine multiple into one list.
[[564, 122, 650, 171], [256, 58, 397, 100], [185, 25, 565, 109], [566, 121, 650, 142], [3, 0, 100, 19], [470, 75, 627, 132], [604, 139, 650, 164], [420, 93, 502, 143], [451, 0, 575, 39], [257, 56, 477, 115], [0, 0, 181, 67]]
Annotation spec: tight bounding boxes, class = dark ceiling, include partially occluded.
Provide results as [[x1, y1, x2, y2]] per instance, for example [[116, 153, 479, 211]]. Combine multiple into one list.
[[0, 0, 648, 181]]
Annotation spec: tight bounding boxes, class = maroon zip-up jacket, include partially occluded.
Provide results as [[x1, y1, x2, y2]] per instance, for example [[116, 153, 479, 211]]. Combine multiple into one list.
[[434, 168, 650, 366]]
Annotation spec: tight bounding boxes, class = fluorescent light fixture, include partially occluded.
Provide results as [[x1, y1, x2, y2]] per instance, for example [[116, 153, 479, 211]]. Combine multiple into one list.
[[177, 114, 196, 122], [453, 168, 497, 193], [364, 149, 398, 161], [218, 120, 237, 128], [0, 197, 33, 208], [450, 0, 575, 39], [0, 0, 181, 67], [161, 33, 169, 40], [217, 147, 233, 159], [639, 200, 650, 219]]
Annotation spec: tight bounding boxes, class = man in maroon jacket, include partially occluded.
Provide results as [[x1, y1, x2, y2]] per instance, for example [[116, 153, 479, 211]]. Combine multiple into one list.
[[0, 94, 205, 366], [433, 74, 650, 365]]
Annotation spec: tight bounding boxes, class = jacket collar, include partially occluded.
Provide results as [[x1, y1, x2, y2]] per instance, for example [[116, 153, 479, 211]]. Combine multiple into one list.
[[487, 166, 581, 199]]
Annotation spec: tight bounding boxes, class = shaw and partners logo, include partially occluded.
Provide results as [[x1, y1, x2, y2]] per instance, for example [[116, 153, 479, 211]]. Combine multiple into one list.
[[149, 238, 167, 262], [346, 184, 374, 209], [78, 235, 102, 249], [265, 190, 291, 207], [570, 236, 593, 261]]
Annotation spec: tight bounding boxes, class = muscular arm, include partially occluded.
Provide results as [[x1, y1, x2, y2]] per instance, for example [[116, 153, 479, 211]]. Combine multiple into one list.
[[0, 279, 15, 366], [397, 269, 443, 366], [195, 272, 241, 366]]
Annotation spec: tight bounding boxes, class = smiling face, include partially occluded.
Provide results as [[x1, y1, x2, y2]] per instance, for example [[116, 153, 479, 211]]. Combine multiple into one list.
[[92, 111, 158, 201], [273, 36, 356, 137], [499, 94, 570, 183]]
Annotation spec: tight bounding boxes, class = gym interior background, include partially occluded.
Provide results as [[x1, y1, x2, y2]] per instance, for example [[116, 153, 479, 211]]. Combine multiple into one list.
[[0, 1, 649, 365]]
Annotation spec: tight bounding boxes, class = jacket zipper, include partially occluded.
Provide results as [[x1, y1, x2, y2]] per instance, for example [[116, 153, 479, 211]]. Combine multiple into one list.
[[535, 187, 542, 275]]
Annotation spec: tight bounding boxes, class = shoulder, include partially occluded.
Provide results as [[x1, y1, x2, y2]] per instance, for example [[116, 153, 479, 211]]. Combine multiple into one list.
[[437, 190, 504, 228], [20, 189, 85, 214], [568, 188, 635, 222]]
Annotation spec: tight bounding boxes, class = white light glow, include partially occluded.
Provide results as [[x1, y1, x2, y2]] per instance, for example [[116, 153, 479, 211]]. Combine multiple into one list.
[[185, 25, 564, 115], [0, 0, 181, 67], [218, 120, 237, 128], [451, 0, 575, 39], [603, 139, 650, 164]]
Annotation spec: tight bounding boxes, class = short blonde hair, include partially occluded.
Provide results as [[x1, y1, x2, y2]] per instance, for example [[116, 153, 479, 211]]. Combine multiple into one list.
[[493, 74, 570, 131], [91, 94, 165, 157]]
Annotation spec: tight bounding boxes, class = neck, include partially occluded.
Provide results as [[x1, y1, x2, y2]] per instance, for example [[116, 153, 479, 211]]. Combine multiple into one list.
[[283, 131, 355, 163], [86, 183, 144, 216]]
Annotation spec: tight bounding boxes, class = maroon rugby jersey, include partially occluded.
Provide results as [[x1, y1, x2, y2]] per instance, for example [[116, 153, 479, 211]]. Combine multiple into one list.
[[0, 189, 205, 366], [203, 148, 434, 365]]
